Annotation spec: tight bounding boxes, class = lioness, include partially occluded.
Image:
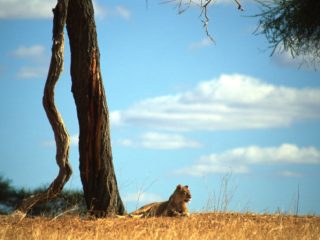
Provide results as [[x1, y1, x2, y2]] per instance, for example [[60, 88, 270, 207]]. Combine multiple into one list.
[[130, 184, 192, 217]]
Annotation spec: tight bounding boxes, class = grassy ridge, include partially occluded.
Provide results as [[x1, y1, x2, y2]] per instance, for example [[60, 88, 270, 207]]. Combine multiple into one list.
[[1, 213, 319, 240]]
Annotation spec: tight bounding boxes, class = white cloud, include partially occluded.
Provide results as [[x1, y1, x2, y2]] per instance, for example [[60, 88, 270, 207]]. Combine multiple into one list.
[[42, 139, 55, 148], [0, 0, 119, 19], [11, 45, 49, 79], [70, 135, 79, 146], [141, 132, 201, 149], [175, 144, 320, 176], [176, 164, 249, 176], [202, 144, 320, 165], [278, 170, 302, 177], [115, 5, 131, 20], [118, 138, 134, 147], [118, 132, 201, 150], [91, 3, 131, 20], [92, 1, 108, 19], [123, 192, 163, 205], [17, 67, 47, 79], [11, 45, 46, 60], [93, 4, 131, 20], [272, 49, 320, 70], [189, 38, 213, 50], [0, 0, 55, 19], [110, 74, 320, 132], [10, 44, 50, 79]]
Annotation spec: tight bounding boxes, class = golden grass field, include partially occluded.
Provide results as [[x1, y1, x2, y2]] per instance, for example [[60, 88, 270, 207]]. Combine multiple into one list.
[[1, 212, 319, 240]]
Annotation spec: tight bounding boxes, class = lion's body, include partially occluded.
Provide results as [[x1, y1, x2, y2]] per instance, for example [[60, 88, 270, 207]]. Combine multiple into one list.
[[130, 185, 191, 217]]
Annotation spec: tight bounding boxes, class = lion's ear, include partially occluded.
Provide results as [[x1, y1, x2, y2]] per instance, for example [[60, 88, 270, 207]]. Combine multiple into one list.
[[176, 184, 182, 190], [185, 185, 189, 189]]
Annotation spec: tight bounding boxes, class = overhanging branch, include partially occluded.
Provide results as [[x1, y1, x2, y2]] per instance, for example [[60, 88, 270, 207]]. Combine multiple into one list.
[[171, 0, 244, 42]]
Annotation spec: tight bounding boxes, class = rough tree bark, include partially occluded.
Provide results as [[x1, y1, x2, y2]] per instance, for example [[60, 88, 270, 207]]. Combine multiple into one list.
[[66, 0, 125, 216], [15, 0, 125, 217], [18, 0, 72, 214]]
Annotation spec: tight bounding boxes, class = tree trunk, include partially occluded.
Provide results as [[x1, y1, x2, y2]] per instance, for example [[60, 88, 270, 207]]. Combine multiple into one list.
[[18, 0, 72, 214], [66, 0, 125, 216]]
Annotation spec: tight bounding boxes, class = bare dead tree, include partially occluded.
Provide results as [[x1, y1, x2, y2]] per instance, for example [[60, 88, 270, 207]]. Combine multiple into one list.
[[66, 0, 125, 217], [14, 0, 126, 218], [18, 0, 72, 214]]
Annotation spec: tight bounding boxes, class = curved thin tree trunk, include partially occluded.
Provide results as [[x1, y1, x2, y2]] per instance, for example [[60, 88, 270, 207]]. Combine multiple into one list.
[[66, 0, 125, 216], [18, 0, 72, 214]]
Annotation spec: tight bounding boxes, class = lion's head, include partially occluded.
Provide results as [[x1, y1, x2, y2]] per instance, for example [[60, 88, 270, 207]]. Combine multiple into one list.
[[171, 184, 192, 203]]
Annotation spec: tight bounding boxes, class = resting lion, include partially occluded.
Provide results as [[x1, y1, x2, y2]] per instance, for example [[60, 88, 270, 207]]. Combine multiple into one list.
[[130, 184, 192, 217]]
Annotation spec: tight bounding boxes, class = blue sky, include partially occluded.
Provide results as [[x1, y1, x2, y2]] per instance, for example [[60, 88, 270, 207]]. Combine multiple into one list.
[[0, 0, 319, 215]]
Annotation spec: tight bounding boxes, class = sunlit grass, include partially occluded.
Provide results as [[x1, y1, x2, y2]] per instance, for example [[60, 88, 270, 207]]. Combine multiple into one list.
[[1, 212, 319, 240]]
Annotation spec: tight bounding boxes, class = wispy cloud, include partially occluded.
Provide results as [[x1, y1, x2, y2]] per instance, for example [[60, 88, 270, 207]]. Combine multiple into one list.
[[123, 192, 163, 205], [175, 144, 320, 176], [92, 4, 131, 20], [278, 170, 302, 177], [118, 132, 201, 150], [42, 134, 79, 147], [10, 45, 49, 79], [42, 139, 55, 148], [92, 1, 108, 19], [17, 67, 47, 79], [189, 38, 212, 50], [176, 164, 249, 176], [272, 49, 320, 70], [11, 45, 46, 60], [115, 5, 131, 20], [70, 135, 79, 146], [111, 74, 320, 132], [271, 42, 320, 70]]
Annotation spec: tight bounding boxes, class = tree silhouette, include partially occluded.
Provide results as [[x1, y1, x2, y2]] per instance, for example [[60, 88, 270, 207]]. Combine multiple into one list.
[[255, 0, 320, 65]]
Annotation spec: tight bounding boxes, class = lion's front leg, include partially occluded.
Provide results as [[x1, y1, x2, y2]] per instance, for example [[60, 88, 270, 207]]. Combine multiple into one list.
[[167, 209, 181, 217], [180, 211, 190, 217], [168, 209, 190, 217]]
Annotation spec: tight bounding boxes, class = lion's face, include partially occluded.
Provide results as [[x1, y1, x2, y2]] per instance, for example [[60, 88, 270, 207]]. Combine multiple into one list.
[[174, 184, 192, 203]]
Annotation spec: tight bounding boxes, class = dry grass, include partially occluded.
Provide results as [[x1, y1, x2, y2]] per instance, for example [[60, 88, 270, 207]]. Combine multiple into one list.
[[1, 212, 319, 240]]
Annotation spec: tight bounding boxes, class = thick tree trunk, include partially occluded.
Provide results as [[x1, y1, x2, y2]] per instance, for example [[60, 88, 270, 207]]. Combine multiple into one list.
[[18, 0, 72, 214], [66, 0, 125, 216]]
